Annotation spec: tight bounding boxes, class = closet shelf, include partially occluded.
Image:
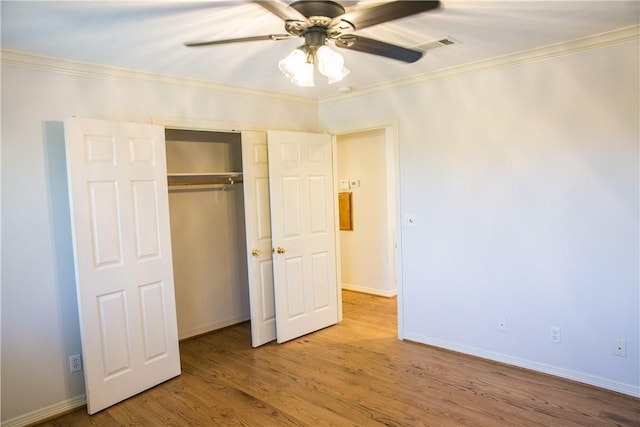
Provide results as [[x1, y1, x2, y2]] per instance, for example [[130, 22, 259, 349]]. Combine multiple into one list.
[[167, 172, 243, 187]]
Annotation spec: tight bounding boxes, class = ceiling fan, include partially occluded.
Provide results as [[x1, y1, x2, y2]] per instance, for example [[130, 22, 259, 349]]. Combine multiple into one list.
[[184, 0, 441, 87]]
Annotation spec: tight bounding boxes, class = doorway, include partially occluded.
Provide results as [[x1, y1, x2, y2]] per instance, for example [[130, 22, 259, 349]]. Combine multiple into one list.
[[335, 124, 401, 323], [164, 129, 250, 341]]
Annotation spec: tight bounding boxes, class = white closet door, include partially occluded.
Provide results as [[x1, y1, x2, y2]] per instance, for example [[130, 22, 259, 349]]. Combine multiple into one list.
[[241, 131, 276, 347], [267, 130, 339, 343], [65, 117, 180, 414]]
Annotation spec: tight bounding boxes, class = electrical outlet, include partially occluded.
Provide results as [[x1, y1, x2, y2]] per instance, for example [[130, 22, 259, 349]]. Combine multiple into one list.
[[498, 317, 507, 332], [69, 354, 82, 373], [614, 339, 627, 357], [550, 326, 561, 343]]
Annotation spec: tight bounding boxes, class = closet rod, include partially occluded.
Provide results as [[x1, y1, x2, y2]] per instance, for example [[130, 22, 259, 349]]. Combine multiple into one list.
[[168, 178, 243, 187]]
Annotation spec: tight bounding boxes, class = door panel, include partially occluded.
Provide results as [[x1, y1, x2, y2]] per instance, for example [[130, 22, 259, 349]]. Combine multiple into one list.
[[139, 281, 169, 360], [131, 180, 160, 259], [259, 260, 276, 321], [65, 117, 180, 414], [98, 291, 130, 377], [309, 176, 328, 233], [241, 131, 277, 347], [282, 177, 302, 237], [285, 256, 306, 318], [267, 130, 338, 343], [312, 252, 331, 309]]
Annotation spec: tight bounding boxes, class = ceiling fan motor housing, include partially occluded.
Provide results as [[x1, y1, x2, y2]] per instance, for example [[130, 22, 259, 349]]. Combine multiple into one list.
[[290, 0, 345, 19], [304, 27, 328, 47]]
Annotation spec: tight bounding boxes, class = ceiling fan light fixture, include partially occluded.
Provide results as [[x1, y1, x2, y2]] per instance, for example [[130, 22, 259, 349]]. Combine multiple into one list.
[[278, 47, 315, 87], [316, 45, 350, 84], [290, 61, 315, 87], [279, 44, 349, 87]]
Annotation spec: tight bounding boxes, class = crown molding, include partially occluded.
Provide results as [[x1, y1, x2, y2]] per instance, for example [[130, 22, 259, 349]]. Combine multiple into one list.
[[152, 115, 317, 133], [2, 24, 637, 107], [319, 25, 640, 104], [0, 49, 318, 106]]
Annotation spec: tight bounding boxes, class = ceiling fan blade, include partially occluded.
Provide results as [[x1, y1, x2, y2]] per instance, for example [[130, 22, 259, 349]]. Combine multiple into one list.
[[338, 1, 440, 30], [252, 0, 306, 21], [184, 34, 294, 47], [334, 35, 423, 63]]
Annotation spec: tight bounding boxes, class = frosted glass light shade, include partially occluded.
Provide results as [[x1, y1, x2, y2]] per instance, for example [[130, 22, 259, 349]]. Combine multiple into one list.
[[316, 45, 350, 84], [290, 61, 314, 87], [279, 48, 315, 87]]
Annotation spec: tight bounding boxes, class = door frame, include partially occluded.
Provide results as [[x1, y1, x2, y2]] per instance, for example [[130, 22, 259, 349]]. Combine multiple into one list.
[[326, 119, 404, 339]]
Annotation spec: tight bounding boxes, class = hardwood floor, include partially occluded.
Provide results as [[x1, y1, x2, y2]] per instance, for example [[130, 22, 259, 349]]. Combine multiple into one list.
[[40, 291, 639, 426]]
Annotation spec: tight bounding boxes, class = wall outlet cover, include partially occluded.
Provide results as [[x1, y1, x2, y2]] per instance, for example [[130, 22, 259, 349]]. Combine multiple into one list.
[[69, 354, 82, 373], [498, 317, 507, 332], [614, 339, 627, 357]]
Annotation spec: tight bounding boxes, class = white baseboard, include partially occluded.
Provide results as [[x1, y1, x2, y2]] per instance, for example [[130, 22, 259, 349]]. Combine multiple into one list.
[[341, 283, 397, 298], [2, 394, 86, 427], [178, 315, 250, 340], [403, 332, 640, 398]]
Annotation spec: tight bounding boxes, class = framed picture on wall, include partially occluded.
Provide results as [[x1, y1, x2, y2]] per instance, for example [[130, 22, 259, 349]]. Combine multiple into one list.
[[339, 192, 353, 231]]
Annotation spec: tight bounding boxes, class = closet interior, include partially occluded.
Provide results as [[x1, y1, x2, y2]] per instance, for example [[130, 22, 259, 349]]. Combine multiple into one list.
[[165, 129, 250, 340]]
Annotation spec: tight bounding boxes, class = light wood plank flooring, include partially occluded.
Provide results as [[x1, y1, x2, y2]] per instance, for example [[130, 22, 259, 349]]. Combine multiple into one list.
[[40, 291, 639, 426]]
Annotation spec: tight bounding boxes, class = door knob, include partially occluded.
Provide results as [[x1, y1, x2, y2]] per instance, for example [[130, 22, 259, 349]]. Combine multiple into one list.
[[276, 246, 286, 254], [251, 249, 260, 256]]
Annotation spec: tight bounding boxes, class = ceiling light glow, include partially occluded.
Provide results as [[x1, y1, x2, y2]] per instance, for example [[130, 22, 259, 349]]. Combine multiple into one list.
[[279, 44, 349, 87]]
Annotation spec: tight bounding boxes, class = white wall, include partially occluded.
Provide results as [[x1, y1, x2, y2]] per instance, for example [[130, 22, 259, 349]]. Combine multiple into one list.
[[320, 36, 639, 395], [337, 129, 396, 296], [0, 52, 318, 423]]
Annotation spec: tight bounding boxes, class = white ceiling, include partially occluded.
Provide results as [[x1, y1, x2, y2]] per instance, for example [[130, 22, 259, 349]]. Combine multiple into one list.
[[2, 1, 638, 99]]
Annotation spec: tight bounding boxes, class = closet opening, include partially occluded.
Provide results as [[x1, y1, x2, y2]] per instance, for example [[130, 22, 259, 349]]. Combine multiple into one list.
[[164, 129, 250, 341]]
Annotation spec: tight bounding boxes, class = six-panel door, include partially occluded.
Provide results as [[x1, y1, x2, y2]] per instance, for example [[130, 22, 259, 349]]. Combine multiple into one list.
[[65, 117, 181, 414], [267, 130, 339, 343], [242, 130, 277, 347]]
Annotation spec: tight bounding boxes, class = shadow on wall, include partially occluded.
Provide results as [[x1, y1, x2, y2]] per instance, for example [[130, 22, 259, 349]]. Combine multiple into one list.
[[43, 121, 85, 396]]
